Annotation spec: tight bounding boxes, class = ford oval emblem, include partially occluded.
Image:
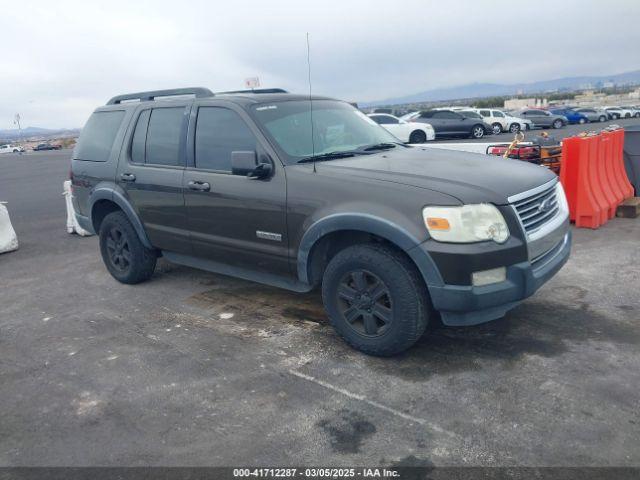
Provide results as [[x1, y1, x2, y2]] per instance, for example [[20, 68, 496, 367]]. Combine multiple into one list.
[[539, 197, 554, 213]]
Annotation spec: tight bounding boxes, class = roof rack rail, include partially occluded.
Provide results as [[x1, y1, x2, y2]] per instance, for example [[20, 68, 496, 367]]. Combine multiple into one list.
[[216, 88, 288, 95], [106, 87, 214, 105]]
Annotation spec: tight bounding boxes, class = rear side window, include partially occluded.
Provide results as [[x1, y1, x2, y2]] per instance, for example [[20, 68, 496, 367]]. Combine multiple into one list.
[[195, 107, 257, 172], [131, 110, 151, 164], [145, 108, 185, 166], [75, 110, 125, 161]]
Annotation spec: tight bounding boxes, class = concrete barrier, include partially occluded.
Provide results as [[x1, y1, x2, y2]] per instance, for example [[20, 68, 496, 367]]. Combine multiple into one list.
[[0, 203, 19, 254]]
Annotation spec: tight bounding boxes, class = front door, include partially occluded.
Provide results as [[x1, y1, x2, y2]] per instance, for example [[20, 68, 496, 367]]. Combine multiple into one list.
[[183, 102, 289, 275], [116, 103, 191, 254]]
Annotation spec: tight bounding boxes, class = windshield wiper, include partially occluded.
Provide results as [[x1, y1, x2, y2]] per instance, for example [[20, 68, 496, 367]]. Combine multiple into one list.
[[297, 151, 356, 163], [361, 143, 398, 151]]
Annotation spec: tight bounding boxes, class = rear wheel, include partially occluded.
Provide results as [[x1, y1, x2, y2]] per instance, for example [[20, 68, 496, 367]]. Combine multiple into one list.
[[578, 117, 587, 124], [322, 244, 429, 356], [99, 211, 156, 284], [409, 130, 427, 143], [491, 123, 502, 135], [471, 125, 485, 139], [509, 123, 520, 133], [599, 115, 607, 122], [552, 119, 563, 129]]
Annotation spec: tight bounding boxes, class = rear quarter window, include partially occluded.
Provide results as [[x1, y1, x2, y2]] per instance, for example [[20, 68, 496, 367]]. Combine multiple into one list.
[[74, 110, 125, 162]]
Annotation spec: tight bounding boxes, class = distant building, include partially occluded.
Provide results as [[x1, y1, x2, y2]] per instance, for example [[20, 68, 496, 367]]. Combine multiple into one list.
[[503, 98, 548, 110]]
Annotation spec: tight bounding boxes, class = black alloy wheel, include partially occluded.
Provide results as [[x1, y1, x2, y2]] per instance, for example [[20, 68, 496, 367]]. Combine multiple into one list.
[[336, 269, 393, 337], [105, 226, 131, 273]]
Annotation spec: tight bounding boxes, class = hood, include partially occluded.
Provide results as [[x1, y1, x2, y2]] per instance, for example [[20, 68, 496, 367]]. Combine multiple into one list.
[[311, 146, 556, 205]]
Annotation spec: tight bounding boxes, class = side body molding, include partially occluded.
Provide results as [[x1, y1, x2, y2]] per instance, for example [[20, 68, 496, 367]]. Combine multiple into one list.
[[296, 213, 444, 288], [89, 186, 153, 250]]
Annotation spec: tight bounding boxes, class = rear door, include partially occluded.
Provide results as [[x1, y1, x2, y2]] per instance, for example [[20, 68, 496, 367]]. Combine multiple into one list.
[[183, 100, 289, 275], [430, 111, 456, 135], [116, 103, 191, 253]]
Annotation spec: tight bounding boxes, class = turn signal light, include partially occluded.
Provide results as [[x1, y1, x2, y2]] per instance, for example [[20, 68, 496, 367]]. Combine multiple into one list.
[[425, 217, 450, 230]]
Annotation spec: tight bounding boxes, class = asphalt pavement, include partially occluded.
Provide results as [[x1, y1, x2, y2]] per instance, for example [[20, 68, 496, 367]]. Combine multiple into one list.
[[0, 149, 639, 467]]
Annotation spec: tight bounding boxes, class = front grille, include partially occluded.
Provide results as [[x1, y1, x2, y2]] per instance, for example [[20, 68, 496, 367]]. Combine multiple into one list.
[[512, 183, 559, 233]]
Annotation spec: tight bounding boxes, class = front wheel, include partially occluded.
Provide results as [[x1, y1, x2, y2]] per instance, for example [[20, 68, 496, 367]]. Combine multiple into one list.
[[409, 130, 427, 143], [322, 244, 429, 356], [578, 118, 587, 124], [509, 123, 521, 133], [471, 125, 485, 139], [99, 211, 157, 284], [552, 119, 563, 129], [491, 123, 502, 135], [599, 115, 607, 122]]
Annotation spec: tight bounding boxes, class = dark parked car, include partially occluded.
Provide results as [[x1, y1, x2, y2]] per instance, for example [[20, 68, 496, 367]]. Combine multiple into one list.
[[413, 109, 493, 139], [71, 87, 571, 356], [33, 143, 62, 151], [517, 109, 567, 129], [549, 108, 588, 125]]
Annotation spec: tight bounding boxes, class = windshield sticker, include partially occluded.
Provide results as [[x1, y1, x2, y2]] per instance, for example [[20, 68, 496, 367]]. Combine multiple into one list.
[[256, 105, 278, 111]]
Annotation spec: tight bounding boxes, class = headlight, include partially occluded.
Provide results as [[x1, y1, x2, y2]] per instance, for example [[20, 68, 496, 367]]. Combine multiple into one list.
[[423, 204, 510, 243], [555, 181, 569, 215]]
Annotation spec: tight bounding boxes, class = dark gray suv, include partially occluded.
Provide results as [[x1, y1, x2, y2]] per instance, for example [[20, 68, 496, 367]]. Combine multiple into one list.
[[71, 87, 571, 356]]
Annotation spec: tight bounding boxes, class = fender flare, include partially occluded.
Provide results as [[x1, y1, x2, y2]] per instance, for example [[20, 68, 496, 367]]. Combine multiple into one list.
[[296, 213, 444, 288], [89, 187, 153, 249]]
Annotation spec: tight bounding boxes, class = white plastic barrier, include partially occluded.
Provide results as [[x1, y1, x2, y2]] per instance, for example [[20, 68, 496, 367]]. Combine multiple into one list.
[[0, 203, 18, 254], [63, 180, 93, 236]]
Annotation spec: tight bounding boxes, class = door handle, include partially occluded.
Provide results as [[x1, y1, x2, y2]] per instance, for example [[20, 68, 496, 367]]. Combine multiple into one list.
[[120, 173, 136, 182], [187, 180, 211, 192]]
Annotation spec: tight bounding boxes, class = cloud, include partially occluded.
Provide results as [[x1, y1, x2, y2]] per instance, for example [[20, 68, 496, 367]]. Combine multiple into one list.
[[1, 0, 638, 128]]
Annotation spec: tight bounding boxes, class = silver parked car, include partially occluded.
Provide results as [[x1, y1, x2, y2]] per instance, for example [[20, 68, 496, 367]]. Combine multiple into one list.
[[517, 109, 567, 129], [574, 108, 609, 123]]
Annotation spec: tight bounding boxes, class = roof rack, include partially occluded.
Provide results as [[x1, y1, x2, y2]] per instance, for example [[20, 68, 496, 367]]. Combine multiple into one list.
[[106, 87, 214, 105], [216, 88, 288, 95]]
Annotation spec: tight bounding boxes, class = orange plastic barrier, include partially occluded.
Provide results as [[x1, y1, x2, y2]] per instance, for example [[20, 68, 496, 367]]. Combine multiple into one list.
[[560, 128, 632, 229]]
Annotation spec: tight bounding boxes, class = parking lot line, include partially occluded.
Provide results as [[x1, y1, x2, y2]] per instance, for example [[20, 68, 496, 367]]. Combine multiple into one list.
[[288, 369, 458, 439]]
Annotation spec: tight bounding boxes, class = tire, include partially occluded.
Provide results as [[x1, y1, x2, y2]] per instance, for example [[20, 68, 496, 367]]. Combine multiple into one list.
[[578, 118, 587, 124], [321, 244, 429, 356], [599, 115, 607, 122], [99, 211, 157, 284], [625, 113, 631, 118], [471, 124, 485, 139], [552, 119, 563, 129], [634, 112, 640, 118], [409, 130, 427, 143], [491, 123, 502, 135], [509, 123, 520, 133]]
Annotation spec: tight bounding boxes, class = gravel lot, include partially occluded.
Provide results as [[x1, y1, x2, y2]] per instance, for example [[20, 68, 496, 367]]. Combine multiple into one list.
[[0, 149, 639, 467]]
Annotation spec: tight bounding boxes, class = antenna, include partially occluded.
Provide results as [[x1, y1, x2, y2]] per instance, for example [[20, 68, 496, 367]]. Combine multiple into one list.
[[306, 32, 316, 173]]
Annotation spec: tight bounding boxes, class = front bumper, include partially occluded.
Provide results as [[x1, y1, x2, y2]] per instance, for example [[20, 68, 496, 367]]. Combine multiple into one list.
[[423, 231, 571, 326]]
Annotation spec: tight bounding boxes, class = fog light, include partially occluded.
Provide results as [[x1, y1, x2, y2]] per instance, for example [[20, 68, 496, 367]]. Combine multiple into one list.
[[472, 267, 506, 287]]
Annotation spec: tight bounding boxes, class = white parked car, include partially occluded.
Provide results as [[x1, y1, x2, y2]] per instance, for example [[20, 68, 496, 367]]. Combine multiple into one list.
[[0, 144, 24, 154], [604, 106, 634, 119], [368, 113, 435, 143], [472, 108, 532, 134]]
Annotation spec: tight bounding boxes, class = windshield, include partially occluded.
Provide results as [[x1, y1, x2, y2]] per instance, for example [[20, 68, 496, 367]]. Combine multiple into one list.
[[251, 100, 399, 164]]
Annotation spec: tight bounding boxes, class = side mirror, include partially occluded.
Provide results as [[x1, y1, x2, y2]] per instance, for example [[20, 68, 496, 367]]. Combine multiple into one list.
[[231, 151, 273, 179]]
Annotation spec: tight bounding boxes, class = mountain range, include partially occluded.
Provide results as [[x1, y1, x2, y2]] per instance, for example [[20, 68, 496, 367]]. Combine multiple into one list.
[[0, 126, 80, 141], [364, 69, 640, 107]]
